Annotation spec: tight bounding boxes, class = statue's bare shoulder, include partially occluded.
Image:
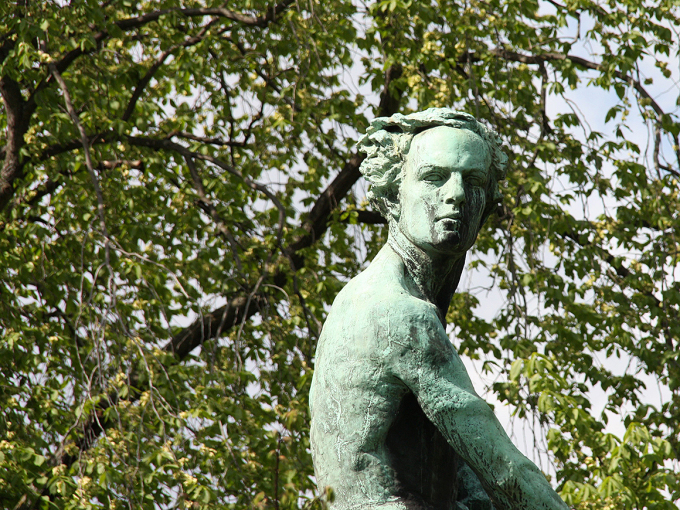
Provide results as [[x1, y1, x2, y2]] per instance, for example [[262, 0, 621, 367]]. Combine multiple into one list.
[[316, 246, 457, 393], [327, 246, 442, 332]]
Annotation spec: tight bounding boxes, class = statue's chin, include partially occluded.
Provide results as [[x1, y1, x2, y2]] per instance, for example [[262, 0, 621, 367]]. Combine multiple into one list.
[[392, 222, 473, 259], [429, 230, 476, 257]]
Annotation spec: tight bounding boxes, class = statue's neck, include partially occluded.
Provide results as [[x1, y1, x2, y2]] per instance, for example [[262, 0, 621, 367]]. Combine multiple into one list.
[[387, 222, 466, 323]]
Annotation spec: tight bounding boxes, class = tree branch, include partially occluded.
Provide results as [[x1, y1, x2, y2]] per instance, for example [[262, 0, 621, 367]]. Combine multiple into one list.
[[48, 61, 111, 268], [116, 0, 296, 31], [286, 152, 365, 268], [0, 75, 33, 212], [167, 131, 247, 147], [184, 154, 243, 267], [287, 64, 404, 268], [490, 47, 666, 118], [377, 63, 404, 118], [352, 210, 386, 225], [122, 19, 222, 121], [127, 136, 286, 230], [31, 0, 295, 103], [164, 294, 266, 360]]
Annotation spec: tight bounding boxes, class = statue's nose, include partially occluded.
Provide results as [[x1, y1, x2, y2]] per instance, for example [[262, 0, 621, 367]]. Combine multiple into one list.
[[443, 172, 466, 205]]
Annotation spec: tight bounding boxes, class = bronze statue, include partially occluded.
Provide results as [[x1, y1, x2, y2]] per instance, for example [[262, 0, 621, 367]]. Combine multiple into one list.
[[310, 109, 569, 510]]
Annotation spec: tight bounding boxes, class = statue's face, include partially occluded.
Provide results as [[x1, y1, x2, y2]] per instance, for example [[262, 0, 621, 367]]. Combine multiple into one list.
[[395, 126, 490, 257]]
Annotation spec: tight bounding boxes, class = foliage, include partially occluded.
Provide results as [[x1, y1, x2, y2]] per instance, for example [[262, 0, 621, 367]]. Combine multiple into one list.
[[0, 0, 679, 509]]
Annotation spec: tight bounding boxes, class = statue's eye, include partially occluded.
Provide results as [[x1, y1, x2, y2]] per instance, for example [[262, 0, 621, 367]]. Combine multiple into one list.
[[422, 172, 444, 182], [466, 176, 486, 187]]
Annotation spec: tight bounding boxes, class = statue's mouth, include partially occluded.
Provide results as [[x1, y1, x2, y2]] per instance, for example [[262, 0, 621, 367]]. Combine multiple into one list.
[[437, 218, 461, 231], [436, 211, 463, 221], [436, 215, 462, 224]]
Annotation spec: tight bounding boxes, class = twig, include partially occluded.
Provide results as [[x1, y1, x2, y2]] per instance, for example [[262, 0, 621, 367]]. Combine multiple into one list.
[[48, 61, 111, 270]]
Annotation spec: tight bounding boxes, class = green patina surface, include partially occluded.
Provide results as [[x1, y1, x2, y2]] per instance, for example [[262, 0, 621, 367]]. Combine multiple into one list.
[[309, 109, 570, 510]]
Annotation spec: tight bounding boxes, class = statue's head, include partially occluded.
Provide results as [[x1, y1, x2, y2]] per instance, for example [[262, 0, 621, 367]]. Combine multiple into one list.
[[358, 108, 507, 257]]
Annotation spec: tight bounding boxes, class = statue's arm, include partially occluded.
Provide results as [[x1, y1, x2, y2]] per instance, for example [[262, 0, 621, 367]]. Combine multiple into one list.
[[387, 304, 569, 510]]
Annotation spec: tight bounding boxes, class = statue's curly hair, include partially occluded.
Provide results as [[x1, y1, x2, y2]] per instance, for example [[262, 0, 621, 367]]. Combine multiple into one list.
[[357, 108, 507, 225]]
